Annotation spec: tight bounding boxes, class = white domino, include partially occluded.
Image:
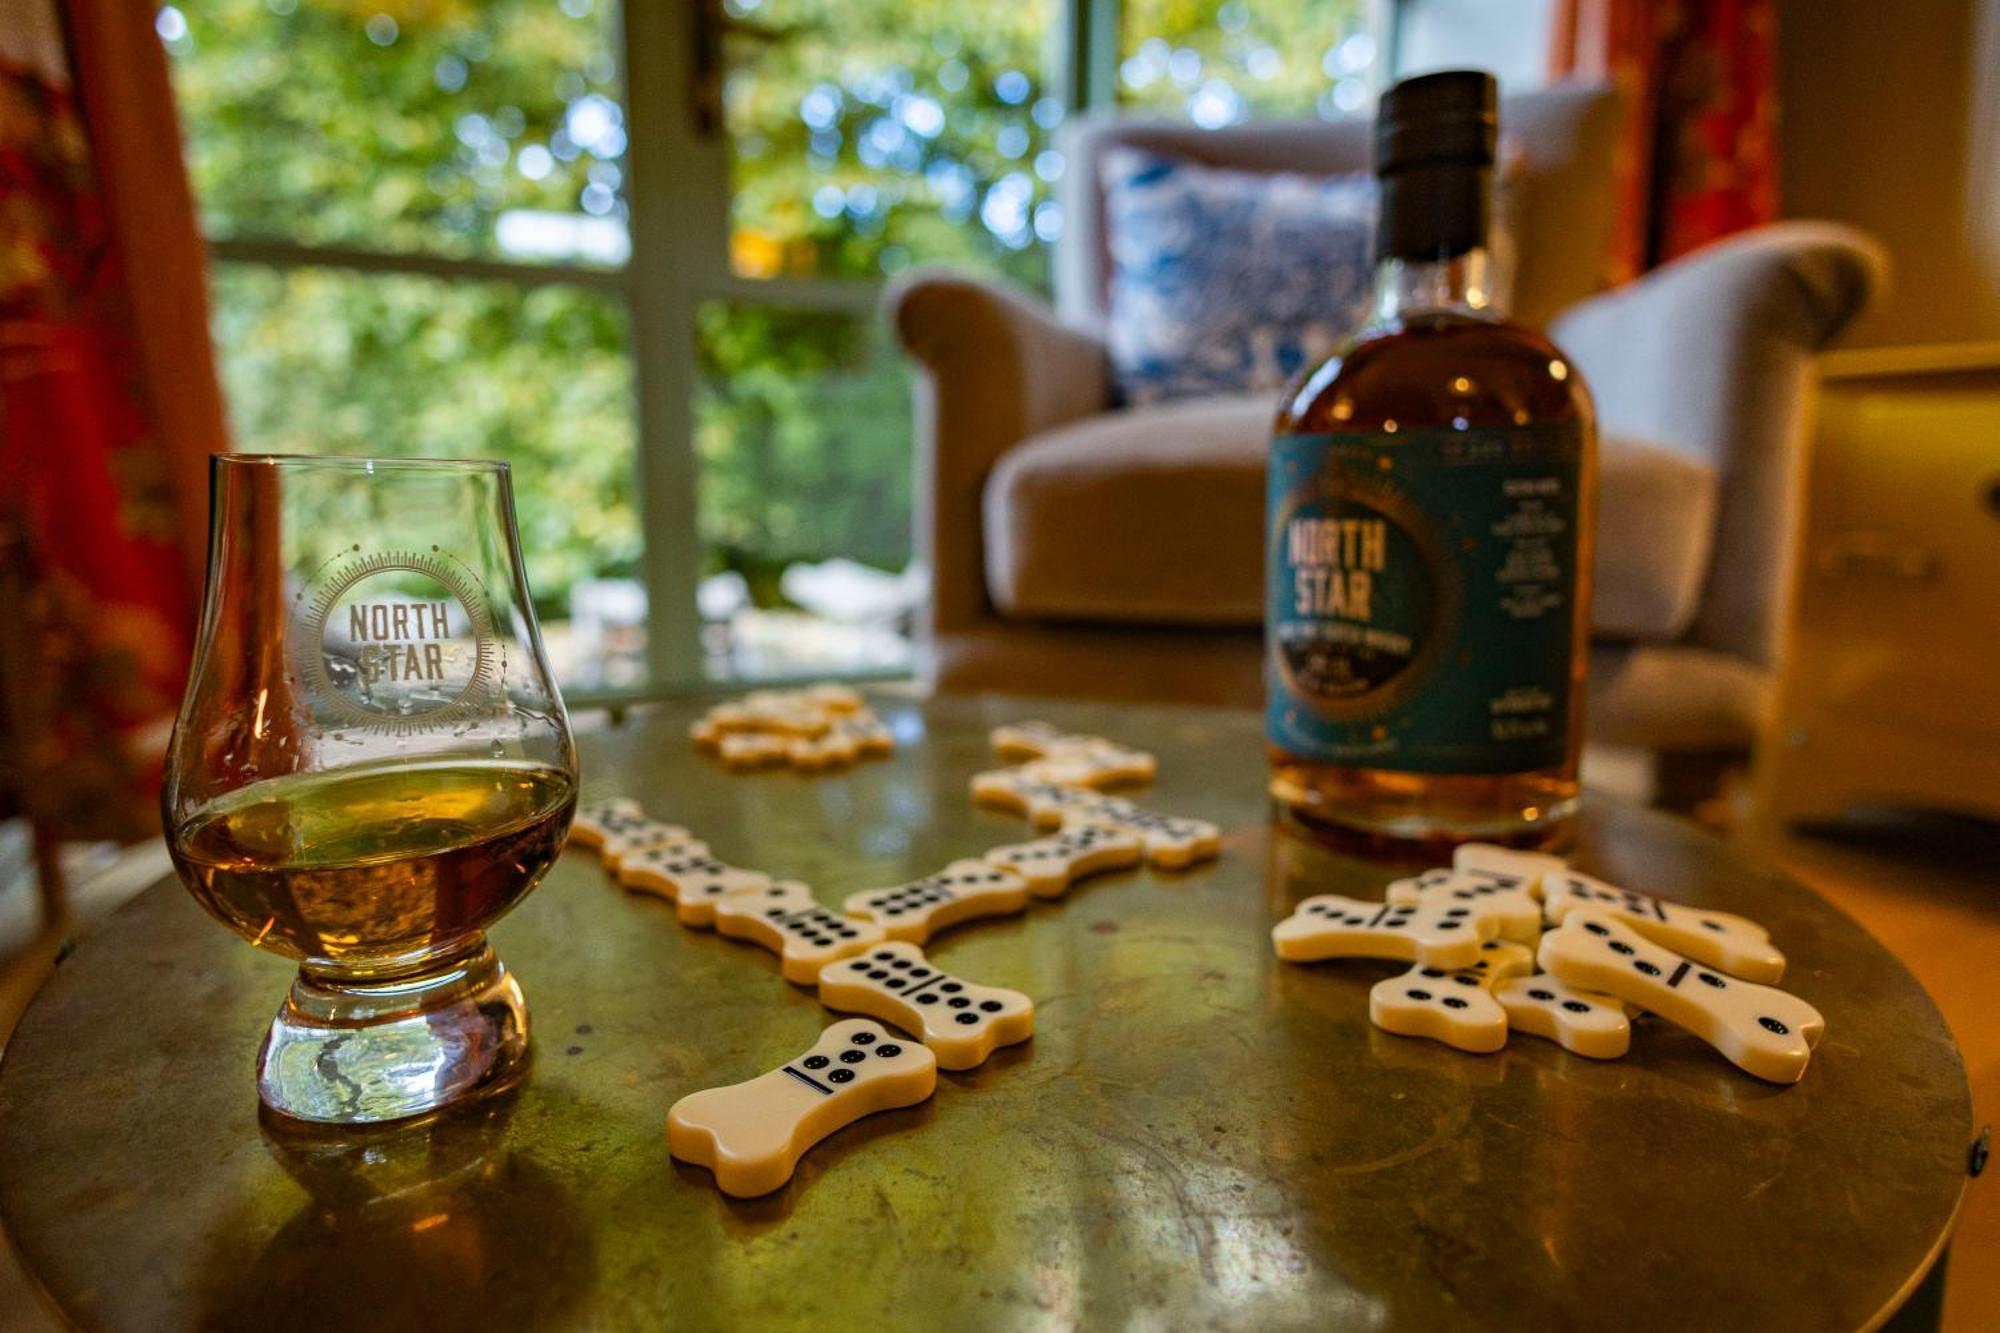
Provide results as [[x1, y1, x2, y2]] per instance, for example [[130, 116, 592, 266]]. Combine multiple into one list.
[[987, 721, 1156, 788], [621, 850, 770, 927], [786, 731, 860, 772], [1494, 974, 1633, 1060], [666, 1019, 937, 1197], [1542, 869, 1785, 983], [830, 714, 895, 757], [842, 860, 1030, 944], [715, 881, 883, 984], [1453, 843, 1566, 894], [1063, 802, 1218, 869], [973, 774, 1218, 868], [570, 798, 648, 851], [1273, 893, 1503, 970], [1387, 869, 1544, 945], [710, 694, 831, 738], [816, 942, 1034, 1070], [1540, 911, 1823, 1083], [1369, 939, 1537, 1053], [718, 732, 791, 770], [601, 820, 702, 872], [982, 825, 1143, 899], [989, 720, 1073, 760]]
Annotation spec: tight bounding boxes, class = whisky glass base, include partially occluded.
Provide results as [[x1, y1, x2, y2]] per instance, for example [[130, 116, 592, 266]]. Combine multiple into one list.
[[256, 940, 529, 1126]]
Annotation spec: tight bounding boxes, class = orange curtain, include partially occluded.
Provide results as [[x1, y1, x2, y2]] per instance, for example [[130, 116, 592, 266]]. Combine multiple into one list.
[[1550, 0, 1780, 285], [0, 0, 225, 842]]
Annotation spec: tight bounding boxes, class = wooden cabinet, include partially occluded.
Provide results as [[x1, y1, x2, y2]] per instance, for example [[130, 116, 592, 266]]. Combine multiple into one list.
[[1751, 344, 2000, 828]]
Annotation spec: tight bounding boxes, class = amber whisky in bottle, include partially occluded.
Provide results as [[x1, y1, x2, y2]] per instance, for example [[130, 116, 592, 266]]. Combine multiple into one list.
[[1266, 70, 1596, 852]]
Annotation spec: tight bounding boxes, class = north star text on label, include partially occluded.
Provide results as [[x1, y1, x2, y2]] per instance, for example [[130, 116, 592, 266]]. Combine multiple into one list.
[[1287, 516, 1386, 620]]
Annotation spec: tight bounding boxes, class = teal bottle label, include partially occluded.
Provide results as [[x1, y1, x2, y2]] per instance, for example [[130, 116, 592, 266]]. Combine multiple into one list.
[[1266, 423, 1583, 774]]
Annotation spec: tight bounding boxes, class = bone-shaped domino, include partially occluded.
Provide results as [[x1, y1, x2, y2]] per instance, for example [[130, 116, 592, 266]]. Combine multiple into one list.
[[1273, 893, 1502, 970], [718, 731, 793, 770], [971, 772, 1218, 868], [1060, 802, 1217, 869], [982, 825, 1143, 899], [1453, 842, 1565, 894], [817, 942, 1034, 1069], [787, 730, 860, 772], [1387, 870, 1544, 945], [1368, 939, 1537, 1053], [987, 722, 1157, 787], [666, 1018, 937, 1197], [1017, 746, 1156, 790], [601, 819, 702, 872], [1539, 911, 1823, 1083], [830, 713, 894, 756], [622, 850, 771, 927], [989, 720, 1073, 760], [842, 860, 1030, 943], [570, 799, 648, 851], [709, 696, 830, 738], [799, 683, 864, 714], [1541, 869, 1784, 983], [715, 881, 884, 983], [1494, 975, 1633, 1060]]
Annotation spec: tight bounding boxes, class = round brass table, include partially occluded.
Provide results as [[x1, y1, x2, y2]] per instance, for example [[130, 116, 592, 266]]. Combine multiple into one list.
[[0, 696, 1972, 1331]]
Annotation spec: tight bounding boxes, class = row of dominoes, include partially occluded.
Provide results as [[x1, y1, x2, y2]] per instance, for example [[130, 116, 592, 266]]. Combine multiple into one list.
[[687, 685, 895, 772], [1273, 844, 1827, 1084], [572, 757, 1195, 1197]]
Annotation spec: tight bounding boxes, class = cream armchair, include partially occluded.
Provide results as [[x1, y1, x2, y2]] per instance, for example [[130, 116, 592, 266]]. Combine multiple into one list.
[[887, 85, 1883, 774]]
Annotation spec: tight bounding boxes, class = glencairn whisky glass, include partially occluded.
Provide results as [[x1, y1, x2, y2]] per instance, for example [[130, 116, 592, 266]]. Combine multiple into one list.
[[164, 456, 578, 1124]]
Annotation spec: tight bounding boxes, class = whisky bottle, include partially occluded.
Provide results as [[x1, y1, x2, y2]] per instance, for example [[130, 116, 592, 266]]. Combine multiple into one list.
[[1266, 70, 1596, 851]]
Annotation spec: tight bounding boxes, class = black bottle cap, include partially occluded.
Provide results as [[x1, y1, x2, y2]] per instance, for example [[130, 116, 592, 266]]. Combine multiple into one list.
[[1372, 71, 1497, 264], [1375, 70, 1498, 176]]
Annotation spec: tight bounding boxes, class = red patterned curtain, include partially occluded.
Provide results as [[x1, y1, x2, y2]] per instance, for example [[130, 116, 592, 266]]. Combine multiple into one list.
[[0, 0, 225, 844], [1550, 0, 1781, 285]]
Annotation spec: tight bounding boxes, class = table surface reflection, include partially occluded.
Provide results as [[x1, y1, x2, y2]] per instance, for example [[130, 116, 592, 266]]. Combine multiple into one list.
[[0, 695, 1973, 1331]]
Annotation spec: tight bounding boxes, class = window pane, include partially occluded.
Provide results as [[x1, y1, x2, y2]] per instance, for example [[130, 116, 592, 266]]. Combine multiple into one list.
[[210, 264, 644, 690], [164, 0, 628, 265], [694, 302, 916, 679], [1397, 0, 1555, 90], [1118, 0, 1382, 124], [723, 0, 1061, 288]]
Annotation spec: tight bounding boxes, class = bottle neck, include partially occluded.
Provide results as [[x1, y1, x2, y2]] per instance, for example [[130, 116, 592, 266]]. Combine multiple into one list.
[[1372, 248, 1495, 325]]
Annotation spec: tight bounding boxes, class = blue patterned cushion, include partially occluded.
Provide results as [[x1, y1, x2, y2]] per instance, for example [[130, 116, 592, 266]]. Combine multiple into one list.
[[1101, 147, 1377, 406]]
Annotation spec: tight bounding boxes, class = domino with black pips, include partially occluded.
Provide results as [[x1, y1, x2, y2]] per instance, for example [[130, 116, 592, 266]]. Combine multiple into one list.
[[1494, 974, 1633, 1059], [842, 860, 1031, 944], [982, 824, 1143, 899], [621, 849, 771, 927], [1368, 939, 1537, 1053], [1542, 869, 1786, 983], [667, 1019, 937, 1197], [1272, 893, 1504, 971], [816, 942, 1034, 1070], [1539, 911, 1822, 1083], [715, 881, 884, 984]]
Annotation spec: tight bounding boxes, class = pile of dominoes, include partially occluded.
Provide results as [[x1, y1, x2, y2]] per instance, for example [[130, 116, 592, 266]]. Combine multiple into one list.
[[1272, 843, 1826, 1084], [571, 716, 1220, 1197], [687, 684, 896, 772]]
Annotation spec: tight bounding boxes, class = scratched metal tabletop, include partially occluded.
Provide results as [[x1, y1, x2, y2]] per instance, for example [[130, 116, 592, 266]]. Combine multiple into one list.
[[0, 695, 1972, 1331]]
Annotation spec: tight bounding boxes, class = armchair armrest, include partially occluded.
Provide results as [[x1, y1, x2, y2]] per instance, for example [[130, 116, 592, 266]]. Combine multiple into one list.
[[1549, 222, 1887, 667], [885, 269, 1111, 636]]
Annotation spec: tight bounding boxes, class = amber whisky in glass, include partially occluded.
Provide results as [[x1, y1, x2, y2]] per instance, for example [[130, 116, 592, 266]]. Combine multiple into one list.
[[1266, 72, 1596, 853]]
